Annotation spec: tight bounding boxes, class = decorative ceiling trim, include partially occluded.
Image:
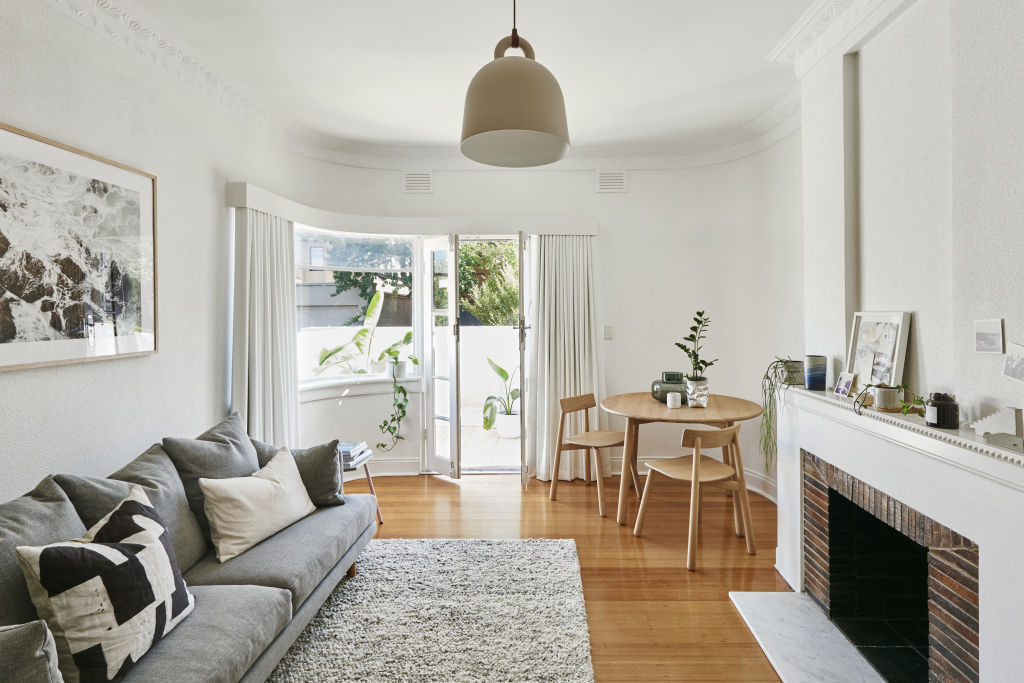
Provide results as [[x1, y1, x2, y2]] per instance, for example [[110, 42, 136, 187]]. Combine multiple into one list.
[[45, 0, 802, 172], [767, 0, 855, 64], [771, 0, 922, 78]]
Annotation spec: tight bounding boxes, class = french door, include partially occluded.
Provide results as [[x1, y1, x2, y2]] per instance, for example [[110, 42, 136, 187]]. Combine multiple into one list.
[[517, 231, 529, 487], [423, 235, 462, 478]]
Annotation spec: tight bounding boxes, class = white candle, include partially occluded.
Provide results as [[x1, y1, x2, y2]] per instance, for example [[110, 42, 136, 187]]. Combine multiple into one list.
[[667, 392, 682, 409]]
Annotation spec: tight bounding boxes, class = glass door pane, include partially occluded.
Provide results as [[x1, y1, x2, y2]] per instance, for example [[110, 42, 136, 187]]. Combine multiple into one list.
[[423, 235, 461, 478]]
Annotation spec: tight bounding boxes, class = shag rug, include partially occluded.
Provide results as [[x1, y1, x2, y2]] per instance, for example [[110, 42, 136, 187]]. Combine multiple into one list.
[[268, 538, 594, 683]]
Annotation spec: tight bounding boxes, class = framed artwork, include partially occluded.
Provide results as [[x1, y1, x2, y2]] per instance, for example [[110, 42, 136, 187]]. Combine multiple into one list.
[[974, 319, 1004, 353], [0, 122, 156, 371], [834, 372, 855, 397], [845, 312, 910, 390]]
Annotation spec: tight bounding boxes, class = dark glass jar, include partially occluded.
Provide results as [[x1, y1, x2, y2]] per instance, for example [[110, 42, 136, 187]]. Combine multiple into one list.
[[652, 376, 688, 403], [925, 393, 959, 429]]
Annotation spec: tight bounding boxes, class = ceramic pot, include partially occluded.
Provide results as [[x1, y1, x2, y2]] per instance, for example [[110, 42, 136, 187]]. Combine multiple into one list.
[[495, 412, 521, 439], [686, 378, 710, 408], [873, 385, 902, 410], [784, 360, 805, 386]]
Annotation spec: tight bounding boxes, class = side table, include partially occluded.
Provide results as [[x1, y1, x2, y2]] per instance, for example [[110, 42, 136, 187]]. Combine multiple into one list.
[[344, 449, 383, 524]]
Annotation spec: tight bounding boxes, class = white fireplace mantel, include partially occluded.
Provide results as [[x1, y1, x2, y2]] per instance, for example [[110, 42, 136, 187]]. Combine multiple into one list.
[[775, 388, 1024, 679]]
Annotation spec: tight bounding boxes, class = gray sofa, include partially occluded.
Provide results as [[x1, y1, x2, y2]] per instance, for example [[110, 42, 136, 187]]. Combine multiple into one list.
[[0, 437, 377, 682]]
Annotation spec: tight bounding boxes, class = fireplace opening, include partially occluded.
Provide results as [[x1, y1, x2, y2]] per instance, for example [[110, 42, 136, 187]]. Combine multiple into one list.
[[828, 490, 929, 681]]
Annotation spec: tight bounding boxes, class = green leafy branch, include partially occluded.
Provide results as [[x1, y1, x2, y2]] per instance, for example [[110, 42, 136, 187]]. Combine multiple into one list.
[[675, 311, 718, 381]]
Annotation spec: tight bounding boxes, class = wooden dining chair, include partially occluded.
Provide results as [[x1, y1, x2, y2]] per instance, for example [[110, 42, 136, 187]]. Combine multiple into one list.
[[548, 394, 625, 517], [632, 424, 756, 570]]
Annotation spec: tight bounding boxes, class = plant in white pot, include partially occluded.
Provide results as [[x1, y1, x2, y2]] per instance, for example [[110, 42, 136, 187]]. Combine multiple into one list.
[[676, 311, 718, 408], [482, 358, 520, 439]]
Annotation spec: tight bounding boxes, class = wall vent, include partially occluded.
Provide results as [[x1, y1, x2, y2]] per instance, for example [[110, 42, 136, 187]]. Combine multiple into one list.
[[402, 172, 433, 194], [596, 170, 628, 193]]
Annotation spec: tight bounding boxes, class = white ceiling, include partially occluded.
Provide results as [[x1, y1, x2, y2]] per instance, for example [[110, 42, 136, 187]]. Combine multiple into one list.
[[132, 0, 809, 154]]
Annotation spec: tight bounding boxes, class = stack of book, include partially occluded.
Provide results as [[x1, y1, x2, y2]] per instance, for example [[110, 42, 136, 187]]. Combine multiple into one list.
[[338, 441, 369, 470]]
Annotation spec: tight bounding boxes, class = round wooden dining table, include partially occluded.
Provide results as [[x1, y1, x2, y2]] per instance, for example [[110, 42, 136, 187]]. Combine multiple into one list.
[[601, 392, 763, 526]]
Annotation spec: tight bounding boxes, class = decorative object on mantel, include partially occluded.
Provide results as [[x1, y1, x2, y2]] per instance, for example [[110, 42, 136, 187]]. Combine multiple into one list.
[[974, 318, 1004, 353], [832, 372, 854, 397], [651, 371, 687, 403], [845, 311, 910, 391], [803, 354, 827, 390], [924, 393, 959, 429], [971, 408, 1024, 454], [676, 311, 717, 408], [461, 0, 569, 167], [0, 122, 157, 371], [853, 382, 925, 417], [792, 387, 1024, 469], [759, 357, 804, 472], [1003, 342, 1024, 384]]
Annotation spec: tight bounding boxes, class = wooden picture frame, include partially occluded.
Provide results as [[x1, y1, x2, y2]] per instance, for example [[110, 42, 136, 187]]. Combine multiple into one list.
[[0, 122, 157, 371], [845, 311, 910, 390]]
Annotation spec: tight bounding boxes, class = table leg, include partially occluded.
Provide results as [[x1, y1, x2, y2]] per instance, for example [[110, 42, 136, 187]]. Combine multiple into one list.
[[363, 463, 383, 525], [722, 421, 742, 537], [617, 418, 639, 525]]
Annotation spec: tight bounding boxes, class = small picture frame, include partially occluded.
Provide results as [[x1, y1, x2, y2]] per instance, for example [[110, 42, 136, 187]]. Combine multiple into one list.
[[974, 319, 1004, 353], [845, 312, 911, 391], [834, 372, 855, 397], [1003, 342, 1024, 384]]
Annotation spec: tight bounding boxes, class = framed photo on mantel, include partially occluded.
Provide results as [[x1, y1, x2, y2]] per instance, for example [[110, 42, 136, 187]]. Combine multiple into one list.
[[0, 122, 157, 371], [845, 311, 910, 391]]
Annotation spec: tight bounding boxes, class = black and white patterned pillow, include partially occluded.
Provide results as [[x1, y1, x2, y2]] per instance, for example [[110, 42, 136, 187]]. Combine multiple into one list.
[[15, 486, 195, 683]]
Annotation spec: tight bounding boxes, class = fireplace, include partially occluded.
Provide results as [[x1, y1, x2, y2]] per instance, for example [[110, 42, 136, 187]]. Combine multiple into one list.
[[803, 452, 980, 682]]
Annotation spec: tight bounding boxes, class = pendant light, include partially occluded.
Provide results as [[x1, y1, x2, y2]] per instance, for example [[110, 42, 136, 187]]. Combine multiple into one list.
[[460, 0, 569, 167]]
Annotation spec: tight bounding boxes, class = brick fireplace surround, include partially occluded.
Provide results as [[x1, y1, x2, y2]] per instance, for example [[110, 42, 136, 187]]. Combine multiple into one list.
[[803, 452, 980, 682]]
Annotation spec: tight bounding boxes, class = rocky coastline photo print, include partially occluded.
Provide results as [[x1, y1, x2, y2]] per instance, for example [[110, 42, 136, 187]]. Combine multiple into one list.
[[0, 124, 155, 370]]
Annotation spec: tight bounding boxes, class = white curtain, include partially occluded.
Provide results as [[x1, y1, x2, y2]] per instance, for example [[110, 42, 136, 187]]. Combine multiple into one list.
[[526, 235, 607, 482], [230, 208, 299, 447]]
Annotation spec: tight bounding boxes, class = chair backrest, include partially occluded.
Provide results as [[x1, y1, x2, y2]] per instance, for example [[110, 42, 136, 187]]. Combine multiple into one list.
[[559, 393, 596, 414], [681, 424, 740, 450]]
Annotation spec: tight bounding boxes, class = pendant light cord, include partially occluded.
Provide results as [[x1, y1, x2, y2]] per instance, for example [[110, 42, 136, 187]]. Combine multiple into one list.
[[510, 0, 520, 48]]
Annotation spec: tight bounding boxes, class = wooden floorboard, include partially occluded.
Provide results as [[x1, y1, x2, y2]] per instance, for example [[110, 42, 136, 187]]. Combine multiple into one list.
[[348, 473, 790, 682]]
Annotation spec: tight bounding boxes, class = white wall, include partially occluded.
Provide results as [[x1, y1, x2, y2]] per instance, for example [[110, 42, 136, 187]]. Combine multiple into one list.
[[1, 1, 804, 500], [799, 0, 1024, 421], [859, 0, 953, 394]]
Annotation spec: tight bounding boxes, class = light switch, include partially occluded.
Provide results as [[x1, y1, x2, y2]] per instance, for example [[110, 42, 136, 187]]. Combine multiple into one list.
[[604, 326, 614, 340]]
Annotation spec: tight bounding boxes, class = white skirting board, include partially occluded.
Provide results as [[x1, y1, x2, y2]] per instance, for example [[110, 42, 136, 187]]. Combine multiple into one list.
[[729, 592, 883, 683]]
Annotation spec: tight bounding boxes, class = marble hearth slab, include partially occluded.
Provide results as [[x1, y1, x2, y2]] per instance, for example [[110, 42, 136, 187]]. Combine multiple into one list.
[[730, 592, 883, 683]]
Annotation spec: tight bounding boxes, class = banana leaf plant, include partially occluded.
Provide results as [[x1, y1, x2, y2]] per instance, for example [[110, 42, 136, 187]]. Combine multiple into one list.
[[315, 290, 385, 375], [482, 358, 520, 430]]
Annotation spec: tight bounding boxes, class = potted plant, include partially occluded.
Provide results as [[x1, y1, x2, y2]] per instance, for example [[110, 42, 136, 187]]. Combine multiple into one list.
[[377, 338, 419, 452], [675, 311, 717, 408], [482, 358, 521, 439], [760, 357, 802, 472], [315, 290, 386, 376]]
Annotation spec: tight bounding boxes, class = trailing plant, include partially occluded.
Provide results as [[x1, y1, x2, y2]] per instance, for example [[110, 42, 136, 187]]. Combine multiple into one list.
[[760, 357, 799, 472], [852, 382, 924, 417], [377, 334, 419, 452], [675, 311, 718, 381], [482, 358, 520, 430]]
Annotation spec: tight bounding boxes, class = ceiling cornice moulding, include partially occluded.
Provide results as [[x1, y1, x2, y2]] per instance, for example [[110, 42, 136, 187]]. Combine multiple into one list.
[[46, 0, 801, 172], [771, 0, 920, 78], [767, 0, 855, 64]]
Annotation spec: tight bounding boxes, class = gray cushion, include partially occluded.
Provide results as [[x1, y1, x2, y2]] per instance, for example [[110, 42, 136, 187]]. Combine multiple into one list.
[[162, 413, 259, 538], [0, 477, 87, 626], [184, 494, 376, 611], [253, 438, 345, 506], [54, 444, 206, 572], [0, 621, 63, 683], [121, 584, 291, 683]]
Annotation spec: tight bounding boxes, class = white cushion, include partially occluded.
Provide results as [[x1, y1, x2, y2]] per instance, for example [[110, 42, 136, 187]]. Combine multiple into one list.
[[15, 487, 195, 683], [199, 448, 316, 562]]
